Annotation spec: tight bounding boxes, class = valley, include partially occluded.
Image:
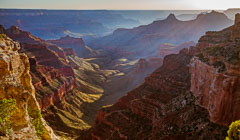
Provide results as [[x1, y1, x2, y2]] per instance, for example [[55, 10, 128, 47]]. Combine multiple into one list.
[[0, 8, 240, 140]]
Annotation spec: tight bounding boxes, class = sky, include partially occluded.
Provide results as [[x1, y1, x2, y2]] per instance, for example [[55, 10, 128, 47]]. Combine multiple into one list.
[[0, 0, 240, 10]]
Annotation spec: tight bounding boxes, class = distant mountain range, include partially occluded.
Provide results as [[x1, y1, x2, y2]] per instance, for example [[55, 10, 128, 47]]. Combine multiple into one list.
[[90, 11, 233, 60], [1, 9, 233, 40], [0, 9, 140, 39], [1, 8, 240, 139], [80, 12, 240, 140]]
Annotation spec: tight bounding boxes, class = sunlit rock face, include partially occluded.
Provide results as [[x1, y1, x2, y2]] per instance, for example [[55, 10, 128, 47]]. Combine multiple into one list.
[[0, 35, 58, 139], [190, 14, 240, 126], [1, 25, 130, 137], [0, 25, 76, 111]]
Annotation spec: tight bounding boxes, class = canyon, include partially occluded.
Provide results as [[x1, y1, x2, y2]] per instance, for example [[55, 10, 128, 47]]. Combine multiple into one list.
[[0, 24, 163, 138], [0, 9, 239, 140], [78, 13, 240, 139]]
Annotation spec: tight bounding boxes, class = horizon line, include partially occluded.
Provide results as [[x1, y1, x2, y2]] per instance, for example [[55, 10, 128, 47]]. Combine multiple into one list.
[[0, 7, 236, 11]]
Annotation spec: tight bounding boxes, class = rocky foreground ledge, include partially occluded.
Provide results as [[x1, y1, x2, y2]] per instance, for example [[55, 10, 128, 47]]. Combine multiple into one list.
[[0, 35, 58, 139]]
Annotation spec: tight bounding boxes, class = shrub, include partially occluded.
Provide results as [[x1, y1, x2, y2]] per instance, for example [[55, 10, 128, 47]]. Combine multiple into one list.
[[204, 46, 223, 57], [226, 120, 240, 140], [0, 34, 6, 39], [203, 46, 240, 65], [28, 107, 45, 139], [0, 99, 17, 135], [196, 53, 209, 63]]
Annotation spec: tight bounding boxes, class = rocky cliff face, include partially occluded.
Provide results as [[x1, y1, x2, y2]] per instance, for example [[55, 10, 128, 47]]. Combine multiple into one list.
[[79, 13, 240, 140], [231, 13, 240, 41], [0, 25, 131, 138], [0, 26, 76, 111], [190, 57, 240, 126], [0, 35, 58, 139], [80, 50, 227, 139], [20, 42, 76, 111], [5, 26, 44, 44], [190, 14, 240, 126]]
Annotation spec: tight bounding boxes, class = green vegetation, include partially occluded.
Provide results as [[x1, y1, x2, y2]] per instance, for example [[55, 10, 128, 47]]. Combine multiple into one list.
[[0, 34, 6, 39], [196, 53, 209, 64], [28, 107, 45, 139], [196, 45, 240, 72], [226, 120, 240, 140], [0, 99, 17, 135], [204, 46, 222, 56], [203, 46, 240, 65]]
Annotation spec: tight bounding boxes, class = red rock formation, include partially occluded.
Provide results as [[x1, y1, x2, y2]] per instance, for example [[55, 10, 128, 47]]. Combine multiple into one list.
[[190, 57, 240, 126], [80, 50, 227, 140], [190, 14, 240, 126], [195, 28, 232, 53], [47, 45, 67, 60], [231, 13, 240, 41], [78, 14, 240, 139], [28, 53, 75, 110], [39, 77, 75, 110], [6, 26, 43, 44], [27, 47, 75, 109], [0, 26, 76, 111]]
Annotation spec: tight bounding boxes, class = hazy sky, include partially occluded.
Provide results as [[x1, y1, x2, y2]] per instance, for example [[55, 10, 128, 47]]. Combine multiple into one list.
[[0, 0, 239, 10]]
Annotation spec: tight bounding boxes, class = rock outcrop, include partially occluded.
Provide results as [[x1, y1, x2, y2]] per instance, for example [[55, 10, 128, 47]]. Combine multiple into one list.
[[190, 14, 240, 126], [5, 26, 44, 44], [79, 13, 240, 140], [1, 25, 130, 137], [0, 26, 76, 110], [190, 57, 240, 126], [80, 50, 227, 139], [20, 43, 76, 110], [0, 35, 58, 139], [47, 35, 98, 58], [231, 13, 240, 41]]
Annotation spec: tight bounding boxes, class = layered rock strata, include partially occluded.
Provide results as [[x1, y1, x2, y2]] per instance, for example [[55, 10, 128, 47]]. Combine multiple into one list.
[[0, 35, 58, 139], [190, 13, 240, 126]]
